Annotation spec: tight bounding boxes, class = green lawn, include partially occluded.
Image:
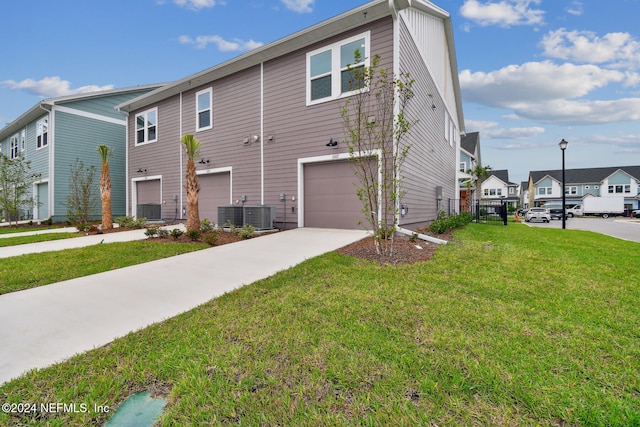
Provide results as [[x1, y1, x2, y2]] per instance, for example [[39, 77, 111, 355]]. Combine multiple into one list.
[[0, 241, 209, 295], [0, 226, 62, 234], [1, 224, 638, 426], [0, 232, 80, 248]]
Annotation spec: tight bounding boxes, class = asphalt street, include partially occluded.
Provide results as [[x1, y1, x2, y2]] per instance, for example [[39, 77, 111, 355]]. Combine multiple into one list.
[[522, 216, 640, 243]]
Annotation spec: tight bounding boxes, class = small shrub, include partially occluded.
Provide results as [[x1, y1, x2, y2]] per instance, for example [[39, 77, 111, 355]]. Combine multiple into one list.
[[114, 216, 147, 228], [200, 218, 215, 232], [235, 224, 256, 239], [157, 229, 169, 238], [204, 231, 219, 246], [186, 229, 202, 241], [223, 220, 236, 233], [428, 212, 474, 235], [145, 227, 159, 237], [170, 228, 184, 240]]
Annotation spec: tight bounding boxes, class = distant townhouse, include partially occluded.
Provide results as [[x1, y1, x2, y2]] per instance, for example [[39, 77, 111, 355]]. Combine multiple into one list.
[[527, 166, 640, 212], [0, 85, 161, 222], [458, 131, 481, 212], [481, 169, 519, 210], [116, 0, 466, 230]]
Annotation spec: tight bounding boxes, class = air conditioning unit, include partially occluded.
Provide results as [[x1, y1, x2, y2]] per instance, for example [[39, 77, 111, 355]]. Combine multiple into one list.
[[217, 206, 243, 227], [243, 206, 275, 229]]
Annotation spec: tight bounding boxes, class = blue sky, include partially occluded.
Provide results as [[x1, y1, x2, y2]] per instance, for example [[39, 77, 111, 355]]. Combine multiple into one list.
[[1, 0, 639, 184]]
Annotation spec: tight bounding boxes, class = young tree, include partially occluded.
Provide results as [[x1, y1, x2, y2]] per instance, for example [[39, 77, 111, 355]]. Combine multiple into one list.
[[181, 134, 201, 232], [67, 159, 97, 230], [97, 145, 113, 230], [0, 153, 36, 226], [341, 54, 416, 256], [467, 164, 492, 207]]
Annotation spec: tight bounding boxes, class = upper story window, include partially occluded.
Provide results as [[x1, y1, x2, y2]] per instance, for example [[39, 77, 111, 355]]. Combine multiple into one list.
[[9, 134, 19, 159], [307, 32, 370, 105], [20, 129, 25, 152], [608, 184, 630, 194], [565, 186, 577, 195], [196, 88, 212, 131], [36, 117, 48, 149], [459, 162, 466, 172], [537, 187, 552, 195], [135, 108, 158, 145]]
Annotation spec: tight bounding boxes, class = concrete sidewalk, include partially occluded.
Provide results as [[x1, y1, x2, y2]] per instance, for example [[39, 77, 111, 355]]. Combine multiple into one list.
[[0, 228, 367, 384], [0, 225, 185, 259]]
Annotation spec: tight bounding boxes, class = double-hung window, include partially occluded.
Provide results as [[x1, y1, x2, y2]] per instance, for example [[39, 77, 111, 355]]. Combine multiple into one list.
[[36, 117, 48, 149], [307, 32, 370, 105], [196, 88, 212, 131], [20, 129, 26, 152], [9, 134, 18, 159], [135, 108, 158, 145]]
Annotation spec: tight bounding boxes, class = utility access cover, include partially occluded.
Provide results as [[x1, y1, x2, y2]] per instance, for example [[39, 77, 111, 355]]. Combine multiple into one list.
[[105, 391, 167, 427]]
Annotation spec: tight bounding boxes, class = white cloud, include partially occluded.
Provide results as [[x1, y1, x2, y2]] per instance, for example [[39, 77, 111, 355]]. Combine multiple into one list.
[[1, 76, 114, 98], [541, 29, 640, 69], [566, 1, 583, 16], [459, 0, 545, 28], [169, 0, 219, 10], [280, 0, 314, 13], [515, 98, 640, 124], [465, 119, 545, 140], [179, 35, 263, 51], [460, 61, 624, 107]]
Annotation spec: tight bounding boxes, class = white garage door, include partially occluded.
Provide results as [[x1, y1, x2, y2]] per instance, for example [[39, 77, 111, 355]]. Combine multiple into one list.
[[304, 160, 371, 229], [199, 172, 231, 224]]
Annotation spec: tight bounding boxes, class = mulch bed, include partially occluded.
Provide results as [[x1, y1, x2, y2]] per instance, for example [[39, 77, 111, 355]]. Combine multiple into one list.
[[337, 230, 455, 265], [86, 222, 454, 264]]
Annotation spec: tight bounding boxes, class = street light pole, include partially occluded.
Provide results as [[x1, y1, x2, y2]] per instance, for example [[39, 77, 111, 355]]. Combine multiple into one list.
[[559, 139, 569, 229]]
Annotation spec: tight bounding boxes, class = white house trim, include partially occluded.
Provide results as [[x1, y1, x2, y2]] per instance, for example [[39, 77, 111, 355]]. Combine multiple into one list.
[[196, 166, 233, 205], [297, 150, 381, 227], [52, 105, 126, 126], [131, 175, 162, 219]]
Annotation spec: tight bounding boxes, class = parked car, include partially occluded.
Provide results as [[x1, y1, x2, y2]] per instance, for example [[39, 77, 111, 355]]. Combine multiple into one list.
[[632, 209, 640, 218], [525, 208, 550, 223], [549, 208, 569, 220]]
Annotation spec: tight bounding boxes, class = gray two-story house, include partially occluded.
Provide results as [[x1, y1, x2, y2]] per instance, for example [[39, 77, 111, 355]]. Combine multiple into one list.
[[0, 85, 160, 223], [117, 0, 465, 230], [527, 166, 640, 212]]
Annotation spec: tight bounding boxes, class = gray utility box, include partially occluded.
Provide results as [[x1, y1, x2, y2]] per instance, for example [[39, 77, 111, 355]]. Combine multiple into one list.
[[243, 206, 275, 229], [218, 206, 244, 228], [137, 204, 161, 220]]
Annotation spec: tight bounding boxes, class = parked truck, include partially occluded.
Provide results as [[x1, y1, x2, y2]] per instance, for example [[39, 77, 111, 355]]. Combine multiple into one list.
[[582, 196, 625, 218]]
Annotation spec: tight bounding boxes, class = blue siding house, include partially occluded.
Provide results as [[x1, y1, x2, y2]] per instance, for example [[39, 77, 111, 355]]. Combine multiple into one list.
[[0, 85, 161, 223]]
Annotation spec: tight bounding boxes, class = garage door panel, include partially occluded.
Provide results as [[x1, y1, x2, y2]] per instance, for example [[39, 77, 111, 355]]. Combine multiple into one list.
[[199, 173, 231, 224], [304, 159, 373, 229]]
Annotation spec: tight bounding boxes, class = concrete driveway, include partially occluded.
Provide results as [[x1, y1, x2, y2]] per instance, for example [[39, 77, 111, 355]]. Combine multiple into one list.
[[0, 228, 367, 385], [523, 216, 640, 243]]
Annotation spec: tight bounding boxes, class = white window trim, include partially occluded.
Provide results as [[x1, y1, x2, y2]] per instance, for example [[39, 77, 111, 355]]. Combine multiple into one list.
[[36, 117, 49, 150], [20, 129, 26, 152], [9, 134, 19, 159], [135, 108, 158, 146], [196, 87, 213, 132], [306, 31, 371, 106]]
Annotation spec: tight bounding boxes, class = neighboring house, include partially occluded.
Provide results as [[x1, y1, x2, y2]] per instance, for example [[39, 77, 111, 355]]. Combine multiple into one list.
[[520, 181, 529, 209], [458, 131, 481, 212], [0, 85, 161, 222], [481, 169, 519, 209], [527, 166, 640, 212], [117, 0, 465, 230]]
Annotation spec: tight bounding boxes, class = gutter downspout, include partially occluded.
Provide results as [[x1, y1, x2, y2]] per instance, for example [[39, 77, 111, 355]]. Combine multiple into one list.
[[397, 227, 448, 245], [179, 92, 184, 219], [122, 110, 130, 216], [38, 103, 53, 220]]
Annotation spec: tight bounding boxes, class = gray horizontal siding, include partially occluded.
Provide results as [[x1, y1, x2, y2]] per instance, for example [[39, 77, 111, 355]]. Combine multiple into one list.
[[128, 94, 182, 220], [53, 111, 127, 221], [263, 17, 394, 223], [59, 90, 153, 121], [398, 16, 457, 228]]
